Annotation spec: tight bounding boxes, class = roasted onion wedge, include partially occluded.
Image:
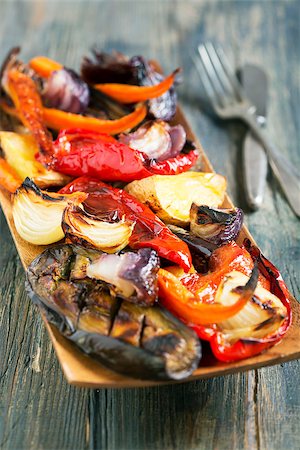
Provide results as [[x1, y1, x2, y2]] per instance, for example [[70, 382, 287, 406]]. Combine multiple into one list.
[[190, 204, 244, 245], [12, 178, 87, 245], [216, 270, 288, 342], [62, 203, 134, 253], [26, 244, 201, 380]]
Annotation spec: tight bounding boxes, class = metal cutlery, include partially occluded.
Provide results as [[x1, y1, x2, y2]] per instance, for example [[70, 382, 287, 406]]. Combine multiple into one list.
[[237, 64, 268, 210], [193, 42, 300, 217]]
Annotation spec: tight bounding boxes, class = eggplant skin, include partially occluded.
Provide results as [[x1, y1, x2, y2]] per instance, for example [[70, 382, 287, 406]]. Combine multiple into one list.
[[26, 244, 201, 381]]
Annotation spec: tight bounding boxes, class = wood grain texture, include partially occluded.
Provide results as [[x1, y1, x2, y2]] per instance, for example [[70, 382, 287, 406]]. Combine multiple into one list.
[[0, 0, 299, 449]]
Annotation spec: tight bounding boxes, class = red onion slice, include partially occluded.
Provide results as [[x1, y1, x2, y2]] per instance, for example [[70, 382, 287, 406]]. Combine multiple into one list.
[[43, 68, 90, 114], [86, 248, 160, 306]]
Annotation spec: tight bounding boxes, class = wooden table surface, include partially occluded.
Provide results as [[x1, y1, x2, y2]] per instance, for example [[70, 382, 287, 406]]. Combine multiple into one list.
[[0, 1, 299, 449]]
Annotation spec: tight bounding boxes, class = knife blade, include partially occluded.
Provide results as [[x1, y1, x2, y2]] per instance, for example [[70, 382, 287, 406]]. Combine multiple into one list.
[[238, 64, 269, 210]]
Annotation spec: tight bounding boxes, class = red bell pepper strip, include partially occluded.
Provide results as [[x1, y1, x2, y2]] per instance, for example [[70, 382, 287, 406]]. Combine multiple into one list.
[[158, 265, 258, 325], [160, 241, 291, 362], [149, 149, 199, 175], [59, 176, 192, 271], [47, 129, 198, 182], [0, 158, 22, 193]]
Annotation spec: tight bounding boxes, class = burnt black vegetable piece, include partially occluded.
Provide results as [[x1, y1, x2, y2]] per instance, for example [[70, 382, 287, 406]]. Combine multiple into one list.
[[88, 87, 134, 120], [81, 50, 137, 84], [81, 50, 178, 121], [131, 56, 178, 121], [168, 225, 217, 273], [26, 244, 201, 380], [190, 205, 244, 245]]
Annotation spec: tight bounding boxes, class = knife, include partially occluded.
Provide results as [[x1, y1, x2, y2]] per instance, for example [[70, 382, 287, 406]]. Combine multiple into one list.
[[238, 64, 269, 210]]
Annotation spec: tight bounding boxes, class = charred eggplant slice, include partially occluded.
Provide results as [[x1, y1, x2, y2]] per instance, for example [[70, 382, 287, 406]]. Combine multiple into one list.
[[26, 244, 201, 380]]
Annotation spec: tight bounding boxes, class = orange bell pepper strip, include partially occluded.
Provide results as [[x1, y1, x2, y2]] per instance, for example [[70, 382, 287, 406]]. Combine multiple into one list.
[[29, 56, 63, 78], [94, 68, 180, 104], [42, 103, 147, 134], [0, 158, 22, 193], [157, 266, 258, 325], [1, 86, 147, 135], [5, 69, 53, 156]]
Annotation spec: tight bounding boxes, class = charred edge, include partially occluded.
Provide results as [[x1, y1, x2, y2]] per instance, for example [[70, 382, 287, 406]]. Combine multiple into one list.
[[168, 224, 217, 255], [181, 139, 197, 154], [139, 314, 147, 348], [0, 47, 21, 88], [89, 87, 133, 118], [245, 263, 259, 293], [20, 177, 66, 202], [253, 315, 281, 331], [232, 264, 259, 299], [194, 205, 235, 225], [107, 296, 123, 336], [251, 295, 278, 314]]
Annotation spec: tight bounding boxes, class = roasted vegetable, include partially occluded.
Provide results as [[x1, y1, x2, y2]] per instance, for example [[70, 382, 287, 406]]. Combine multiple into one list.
[[119, 120, 186, 161], [48, 128, 198, 183], [158, 265, 259, 325], [60, 177, 192, 271], [26, 244, 201, 380], [81, 51, 178, 121], [3, 68, 54, 156], [81, 50, 137, 84], [43, 68, 90, 114], [0, 157, 22, 193], [162, 241, 291, 362], [94, 68, 180, 104], [13, 178, 87, 245], [216, 270, 288, 340], [125, 172, 226, 227], [29, 56, 63, 78], [85, 248, 159, 306], [190, 204, 244, 245], [168, 224, 217, 273], [132, 56, 178, 121], [62, 203, 134, 253], [0, 131, 70, 188]]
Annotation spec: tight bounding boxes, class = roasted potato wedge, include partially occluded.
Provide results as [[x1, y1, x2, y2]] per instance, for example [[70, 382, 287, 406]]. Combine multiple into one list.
[[125, 172, 226, 226], [0, 131, 70, 188]]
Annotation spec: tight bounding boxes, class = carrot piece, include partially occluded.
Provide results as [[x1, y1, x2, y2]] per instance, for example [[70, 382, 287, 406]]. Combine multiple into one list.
[[94, 68, 180, 103], [0, 158, 22, 193], [6, 69, 53, 156], [29, 56, 63, 78], [43, 103, 147, 134]]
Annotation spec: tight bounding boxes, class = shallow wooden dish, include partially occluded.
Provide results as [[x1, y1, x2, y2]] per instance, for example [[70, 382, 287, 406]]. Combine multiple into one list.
[[0, 106, 299, 388]]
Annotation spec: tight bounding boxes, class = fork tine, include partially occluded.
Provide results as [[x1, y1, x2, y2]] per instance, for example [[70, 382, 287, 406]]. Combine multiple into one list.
[[191, 52, 220, 110], [204, 42, 237, 99], [213, 43, 245, 101], [197, 44, 229, 107]]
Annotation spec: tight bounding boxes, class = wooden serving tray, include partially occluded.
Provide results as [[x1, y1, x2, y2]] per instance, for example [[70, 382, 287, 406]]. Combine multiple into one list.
[[0, 106, 299, 388]]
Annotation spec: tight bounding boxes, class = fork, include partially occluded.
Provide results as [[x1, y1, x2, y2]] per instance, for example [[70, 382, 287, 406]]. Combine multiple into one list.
[[193, 42, 300, 217]]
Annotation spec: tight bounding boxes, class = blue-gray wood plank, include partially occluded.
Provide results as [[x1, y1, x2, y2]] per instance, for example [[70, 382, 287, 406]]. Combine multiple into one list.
[[0, 1, 299, 449]]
